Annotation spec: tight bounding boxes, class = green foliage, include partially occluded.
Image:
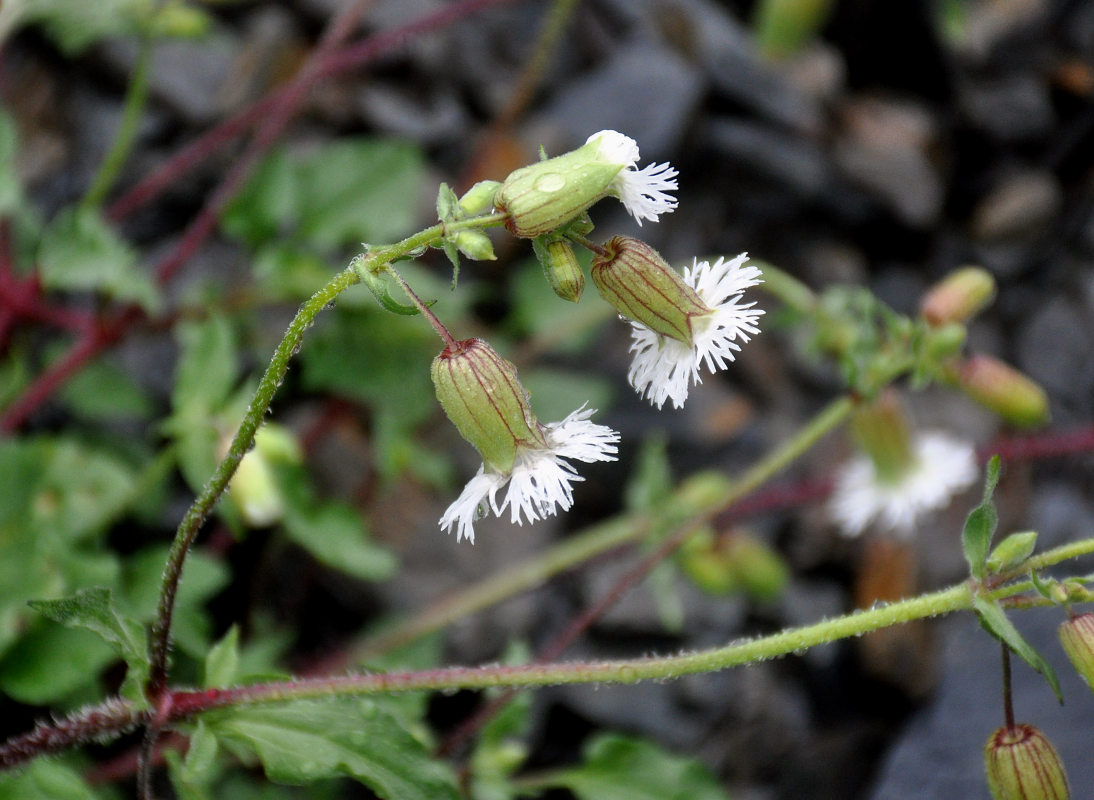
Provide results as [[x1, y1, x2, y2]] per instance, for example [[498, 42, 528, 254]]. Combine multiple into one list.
[[222, 139, 425, 252], [0, 758, 109, 800], [28, 587, 149, 702], [523, 734, 730, 800], [59, 356, 154, 422], [0, 110, 23, 215], [973, 595, 1062, 703], [752, 0, 834, 58], [206, 699, 460, 800], [37, 208, 161, 311]]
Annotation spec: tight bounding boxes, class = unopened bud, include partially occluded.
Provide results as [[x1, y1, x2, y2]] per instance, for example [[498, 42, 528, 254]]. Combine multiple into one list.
[[495, 138, 624, 238], [458, 180, 501, 216], [921, 266, 996, 326], [958, 355, 1050, 429], [454, 230, 496, 261], [537, 238, 585, 302], [679, 529, 788, 601], [431, 339, 546, 474], [1059, 613, 1094, 693], [986, 531, 1038, 573], [227, 424, 301, 528], [984, 724, 1069, 800], [850, 391, 915, 485], [591, 236, 707, 343]]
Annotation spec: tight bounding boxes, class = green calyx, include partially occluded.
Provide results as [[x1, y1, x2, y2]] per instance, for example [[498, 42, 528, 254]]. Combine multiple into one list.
[[431, 338, 546, 474], [590, 236, 708, 343], [495, 138, 623, 238]]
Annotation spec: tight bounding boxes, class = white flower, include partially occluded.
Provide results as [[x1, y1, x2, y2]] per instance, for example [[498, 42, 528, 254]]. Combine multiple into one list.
[[628, 253, 764, 409], [439, 406, 619, 544], [828, 431, 979, 537], [587, 130, 678, 225]]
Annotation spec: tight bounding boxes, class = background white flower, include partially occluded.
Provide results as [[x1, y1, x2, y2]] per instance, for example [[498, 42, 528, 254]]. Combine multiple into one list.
[[587, 130, 678, 225], [628, 253, 764, 409], [439, 407, 619, 544], [828, 431, 979, 537]]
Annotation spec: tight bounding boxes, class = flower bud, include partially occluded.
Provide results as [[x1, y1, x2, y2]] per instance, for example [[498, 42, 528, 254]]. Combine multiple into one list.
[[458, 180, 502, 216], [454, 230, 496, 261], [984, 724, 1069, 800], [958, 355, 1050, 429], [1058, 613, 1094, 693], [591, 236, 708, 343], [495, 138, 625, 238], [227, 424, 301, 528], [921, 266, 996, 326], [431, 339, 546, 474], [850, 392, 916, 486], [537, 238, 585, 302], [986, 531, 1037, 573]]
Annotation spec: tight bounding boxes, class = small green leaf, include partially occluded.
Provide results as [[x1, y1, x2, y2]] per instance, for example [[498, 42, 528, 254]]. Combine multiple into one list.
[[183, 720, 220, 784], [205, 626, 241, 689], [623, 435, 672, 512], [0, 624, 116, 704], [28, 586, 149, 700], [436, 183, 459, 222], [37, 207, 161, 310], [172, 315, 239, 418], [962, 455, 1001, 580], [537, 734, 729, 800], [59, 356, 153, 421], [207, 698, 460, 800], [0, 110, 24, 215], [973, 595, 1062, 703]]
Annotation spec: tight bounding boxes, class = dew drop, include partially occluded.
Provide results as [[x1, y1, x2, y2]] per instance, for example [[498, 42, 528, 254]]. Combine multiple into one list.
[[533, 172, 565, 192]]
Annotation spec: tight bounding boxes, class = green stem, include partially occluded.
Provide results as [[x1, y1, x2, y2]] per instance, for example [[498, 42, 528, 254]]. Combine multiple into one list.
[[81, 33, 155, 209], [352, 396, 855, 660], [147, 211, 510, 699]]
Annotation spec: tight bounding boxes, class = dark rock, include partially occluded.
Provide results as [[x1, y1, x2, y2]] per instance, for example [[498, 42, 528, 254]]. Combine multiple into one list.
[[702, 118, 830, 198], [958, 73, 1055, 142], [970, 170, 1062, 241]]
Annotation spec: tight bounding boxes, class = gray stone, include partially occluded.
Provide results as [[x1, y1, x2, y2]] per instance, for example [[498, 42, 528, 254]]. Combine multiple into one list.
[[970, 170, 1062, 241], [703, 117, 830, 198], [1016, 297, 1094, 421], [959, 74, 1055, 141], [530, 41, 705, 158], [355, 81, 468, 144]]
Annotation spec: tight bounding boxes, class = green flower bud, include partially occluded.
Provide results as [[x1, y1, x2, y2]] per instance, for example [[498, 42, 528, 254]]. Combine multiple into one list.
[[430, 338, 546, 474], [984, 724, 1069, 800], [227, 424, 302, 528], [494, 130, 678, 237], [1059, 613, 1094, 693], [925, 321, 967, 361], [680, 529, 788, 601], [535, 238, 585, 302], [986, 531, 1038, 573], [454, 230, 496, 261], [458, 180, 502, 216], [921, 266, 996, 326], [591, 236, 708, 343], [850, 392, 916, 486], [958, 355, 1050, 429]]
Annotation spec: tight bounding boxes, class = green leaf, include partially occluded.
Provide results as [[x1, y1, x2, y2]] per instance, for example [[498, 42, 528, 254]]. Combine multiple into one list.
[[206, 699, 460, 800], [0, 624, 116, 704], [282, 500, 398, 583], [986, 531, 1038, 574], [962, 455, 1001, 580], [59, 356, 154, 421], [221, 149, 299, 247], [537, 734, 730, 800], [0, 110, 24, 215], [470, 692, 532, 800], [623, 434, 672, 512], [12, 0, 146, 55], [172, 315, 239, 418], [973, 595, 1062, 703], [27, 586, 149, 700], [37, 207, 161, 311], [205, 626, 241, 689], [0, 758, 106, 800], [520, 369, 614, 426]]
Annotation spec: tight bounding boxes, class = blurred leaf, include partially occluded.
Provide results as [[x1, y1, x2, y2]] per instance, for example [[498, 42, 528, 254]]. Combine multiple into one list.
[[0, 624, 115, 704], [0, 758, 106, 799], [753, 0, 834, 59], [973, 595, 1062, 703], [281, 496, 398, 583], [963, 455, 1001, 580], [252, 244, 334, 301], [508, 257, 607, 355], [37, 207, 161, 311], [223, 138, 425, 251], [623, 434, 672, 512], [172, 315, 239, 418], [207, 699, 460, 800], [60, 356, 154, 421], [520, 368, 614, 425], [205, 626, 241, 689], [531, 734, 729, 800], [0, 110, 24, 214], [470, 692, 532, 800], [8, 0, 145, 55], [27, 586, 149, 701]]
